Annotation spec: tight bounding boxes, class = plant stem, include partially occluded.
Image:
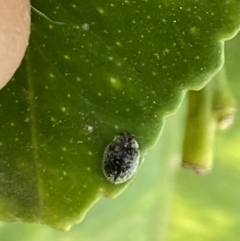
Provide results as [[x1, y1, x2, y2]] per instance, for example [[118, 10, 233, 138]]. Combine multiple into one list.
[[182, 67, 236, 173], [182, 85, 216, 174], [212, 67, 236, 129]]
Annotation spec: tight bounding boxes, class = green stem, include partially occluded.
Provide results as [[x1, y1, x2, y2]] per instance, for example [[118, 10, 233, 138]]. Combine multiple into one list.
[[182, 67, 236, 174], [182, 85, 216, 174], [212, 67, 236, 129]]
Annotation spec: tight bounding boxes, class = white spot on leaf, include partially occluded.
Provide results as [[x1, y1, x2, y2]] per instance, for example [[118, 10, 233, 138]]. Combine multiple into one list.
[[82, 23, 89, 30]]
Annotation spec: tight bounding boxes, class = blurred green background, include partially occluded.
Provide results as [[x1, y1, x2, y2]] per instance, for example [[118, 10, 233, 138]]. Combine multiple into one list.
[[0, 26, 240, 241], [167, 33, 240, 241]]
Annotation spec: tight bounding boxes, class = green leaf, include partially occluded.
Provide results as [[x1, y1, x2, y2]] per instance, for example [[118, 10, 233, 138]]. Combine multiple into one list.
[[0, 0, 240, 230]]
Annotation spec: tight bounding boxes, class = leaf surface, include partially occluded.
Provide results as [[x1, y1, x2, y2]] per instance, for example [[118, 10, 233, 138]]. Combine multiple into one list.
[[0, 0, 240, 230]]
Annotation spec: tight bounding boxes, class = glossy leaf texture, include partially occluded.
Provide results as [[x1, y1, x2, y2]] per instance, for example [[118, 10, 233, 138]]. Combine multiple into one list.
[[0, 0, 240, 230]]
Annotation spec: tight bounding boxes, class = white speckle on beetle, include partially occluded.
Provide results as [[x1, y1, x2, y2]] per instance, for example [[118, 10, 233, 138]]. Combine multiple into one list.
[[88, 151, 93, 155], [64, 55, 70, 60], [102, 133, 140, 184], [61, 107, 66, 112]]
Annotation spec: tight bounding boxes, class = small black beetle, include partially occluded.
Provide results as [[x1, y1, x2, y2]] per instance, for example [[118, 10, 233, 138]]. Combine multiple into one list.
[[102, 133, 140, 184]]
